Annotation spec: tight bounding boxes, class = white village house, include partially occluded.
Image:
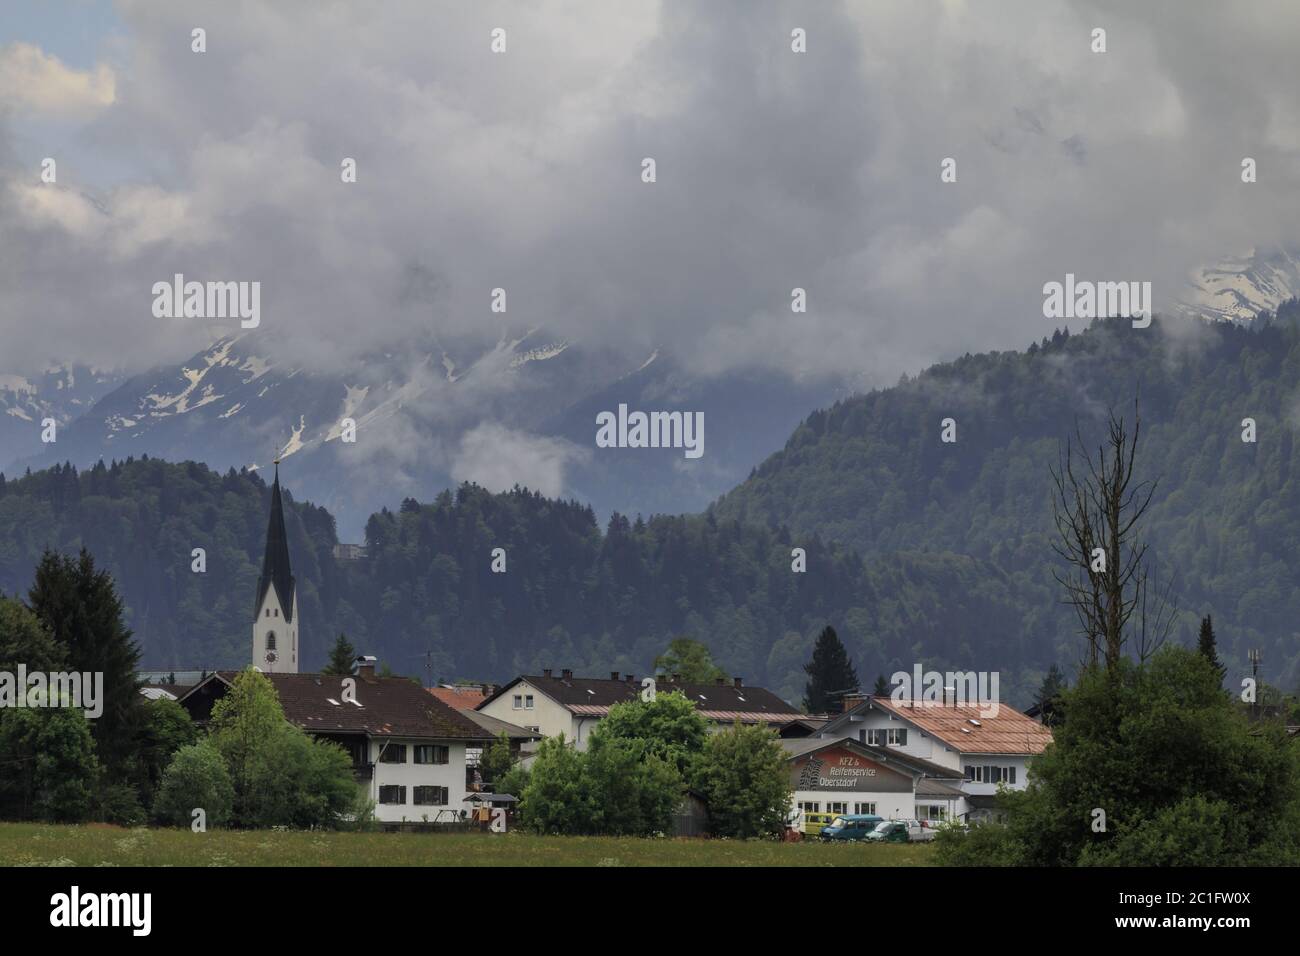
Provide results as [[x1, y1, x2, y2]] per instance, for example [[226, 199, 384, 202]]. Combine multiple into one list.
[[782, 736, 967, 823], [476, 669, 806, 750], [809, 694, 1054, 823]]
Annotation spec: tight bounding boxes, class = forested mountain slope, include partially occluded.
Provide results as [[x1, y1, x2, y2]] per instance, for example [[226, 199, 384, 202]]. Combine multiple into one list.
[[0, 461, 1033, 703], [714, 307, 1300, 690], [8, 308, 1300, 705]]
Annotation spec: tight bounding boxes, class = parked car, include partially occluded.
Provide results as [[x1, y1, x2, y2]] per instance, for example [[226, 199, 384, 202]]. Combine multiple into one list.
[[800, 811, 836, 837], [864, 819, 935, 843], [909, 819, 939, 842], [819, 814, 884, 841]]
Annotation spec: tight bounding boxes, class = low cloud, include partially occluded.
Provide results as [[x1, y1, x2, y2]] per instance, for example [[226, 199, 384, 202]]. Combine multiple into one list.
[[2, 1, 1300, 386], [451, 422, 589, 498]]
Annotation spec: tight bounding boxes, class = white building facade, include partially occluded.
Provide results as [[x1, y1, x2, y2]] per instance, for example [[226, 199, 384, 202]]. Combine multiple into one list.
[[811, 696, 1053, 822]]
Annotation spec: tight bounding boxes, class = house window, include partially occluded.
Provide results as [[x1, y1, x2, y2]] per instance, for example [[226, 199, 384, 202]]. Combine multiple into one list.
[[413, 786, 449, 806], [865, 727, 908, 746], [797, 801, 820, 813], [525, 694, 534, 710], [266, 632, 276, 650], [380, 744, 407, 764], [854, 802, 876, 815], [378, 785, 406, 805], [414, 744, 449, 765], [512, 694, 523, 710], [828, 802, 847, 815], [526, 726, 540, 733], [918, 804, 947, 821], [965, 764, 1016, 784]]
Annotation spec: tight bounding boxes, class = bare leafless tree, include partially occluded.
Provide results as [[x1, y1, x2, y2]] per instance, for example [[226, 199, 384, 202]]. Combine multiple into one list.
[[1050, 401, 1176, 670]]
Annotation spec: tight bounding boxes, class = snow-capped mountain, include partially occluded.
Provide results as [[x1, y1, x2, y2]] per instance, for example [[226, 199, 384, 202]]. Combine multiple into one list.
[[0, 365, 124, 466], [1177, 247, 1300, 322], [10, 329, 845, 539]]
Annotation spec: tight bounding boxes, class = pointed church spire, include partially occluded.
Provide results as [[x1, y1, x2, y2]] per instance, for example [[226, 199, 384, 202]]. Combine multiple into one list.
[[254, 459, 296, 623]]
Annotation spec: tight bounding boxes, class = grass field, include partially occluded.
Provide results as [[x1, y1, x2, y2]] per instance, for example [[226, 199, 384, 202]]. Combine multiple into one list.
[[0, 823, 937, 867]]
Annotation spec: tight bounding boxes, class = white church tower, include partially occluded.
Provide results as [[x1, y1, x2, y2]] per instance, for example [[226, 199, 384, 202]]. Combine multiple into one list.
[[253, 461, 299, 673]]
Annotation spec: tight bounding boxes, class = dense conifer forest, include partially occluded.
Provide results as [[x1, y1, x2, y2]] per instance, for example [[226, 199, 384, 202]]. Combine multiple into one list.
[[5, 308, 1300, 703]]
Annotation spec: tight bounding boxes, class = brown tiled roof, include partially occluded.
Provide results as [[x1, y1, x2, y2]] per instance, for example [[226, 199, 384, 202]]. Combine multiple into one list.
[[868, 695, 1053, 755], [428, 686, 492, 710], [483, 673, 802, 720], [204, 671, 492, 740]]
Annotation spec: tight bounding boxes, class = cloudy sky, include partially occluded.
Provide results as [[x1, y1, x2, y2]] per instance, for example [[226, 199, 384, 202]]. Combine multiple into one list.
[[2, 0, 1299, 385]]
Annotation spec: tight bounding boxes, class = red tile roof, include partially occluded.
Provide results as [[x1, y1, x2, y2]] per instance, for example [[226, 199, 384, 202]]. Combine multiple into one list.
[[868, 695, 1053, 755], [427, 686, 491, 710]]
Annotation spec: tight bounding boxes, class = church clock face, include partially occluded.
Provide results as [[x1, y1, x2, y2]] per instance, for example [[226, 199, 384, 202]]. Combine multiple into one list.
[[265, 650, 277, 664]]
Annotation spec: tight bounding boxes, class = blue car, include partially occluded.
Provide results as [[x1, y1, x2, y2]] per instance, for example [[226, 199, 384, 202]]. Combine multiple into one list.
[[819, 814, 884, 842]]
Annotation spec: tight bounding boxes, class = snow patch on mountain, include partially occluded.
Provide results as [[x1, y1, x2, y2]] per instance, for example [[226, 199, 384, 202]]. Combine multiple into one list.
[[324, 385, 370, 441], [240, 355, 273, 382], [1177, 247, 1300, 322], [142, 339, 236, 415], [280, 416, 307, 459], [509, 341, 569, 369]]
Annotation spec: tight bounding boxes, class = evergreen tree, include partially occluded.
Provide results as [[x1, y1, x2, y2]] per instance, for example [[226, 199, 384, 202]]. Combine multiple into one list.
[[1033, 663, 1067, 728], [0, 596, 65, 673], [654, 637, 726, 683], [323, 633, 357, 675], [27, 548, 142, 778], [872, 673, 890, 696], [802, 625, 858, 712], [1197, 615, 1226, 685]]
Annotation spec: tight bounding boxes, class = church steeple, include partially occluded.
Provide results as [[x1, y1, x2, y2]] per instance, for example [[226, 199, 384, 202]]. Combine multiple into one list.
[[255, 461, 295, 624], [252, 460, 298, 672]]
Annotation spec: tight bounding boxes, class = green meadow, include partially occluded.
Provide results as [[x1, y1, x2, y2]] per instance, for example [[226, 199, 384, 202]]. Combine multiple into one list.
[[0, 823, 936, 867]]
